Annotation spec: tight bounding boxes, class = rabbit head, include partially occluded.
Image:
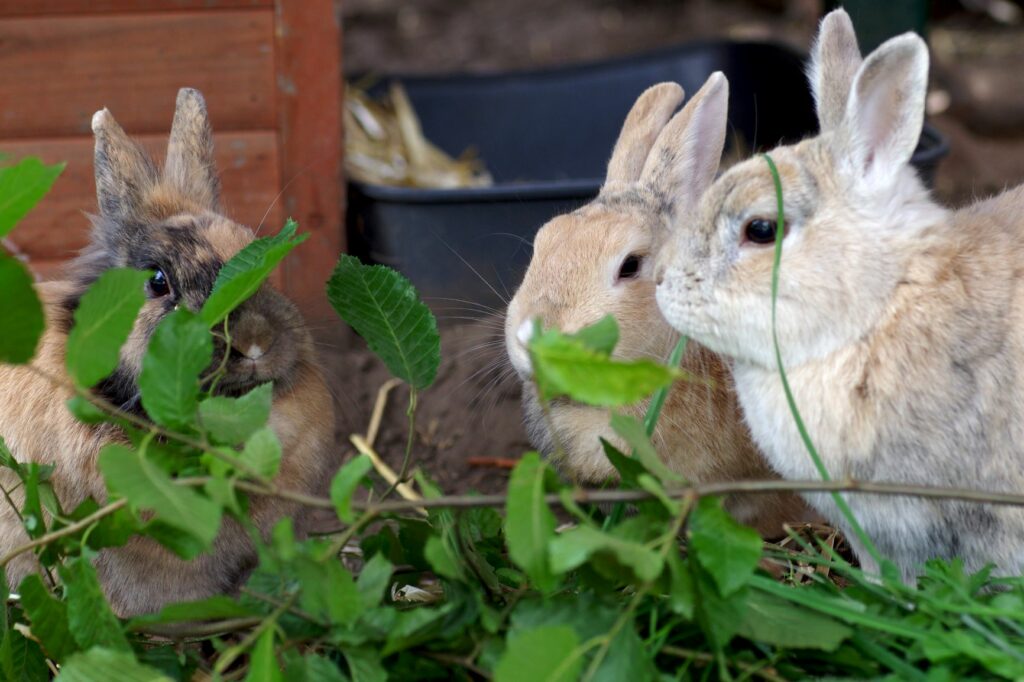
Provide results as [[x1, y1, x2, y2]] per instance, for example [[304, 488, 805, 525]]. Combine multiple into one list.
[[655, 10, 945, 371], [65, 88, 312, 411]]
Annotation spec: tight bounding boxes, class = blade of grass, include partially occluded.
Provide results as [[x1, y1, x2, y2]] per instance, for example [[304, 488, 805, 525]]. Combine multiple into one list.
[[761, 153, 883, 568]]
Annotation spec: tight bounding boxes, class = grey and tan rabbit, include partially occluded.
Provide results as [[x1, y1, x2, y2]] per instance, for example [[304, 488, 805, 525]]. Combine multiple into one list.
[[656, 9, 1024, 580], [0, 88, 336, 615], [505, 75, 813, 537]]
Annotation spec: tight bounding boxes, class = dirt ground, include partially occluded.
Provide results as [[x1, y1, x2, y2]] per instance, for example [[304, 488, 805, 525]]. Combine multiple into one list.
[[330, 0, 1024, 496]]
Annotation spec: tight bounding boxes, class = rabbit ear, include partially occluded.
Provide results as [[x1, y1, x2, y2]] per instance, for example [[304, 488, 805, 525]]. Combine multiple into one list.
[[165, 88, 220, 210], [602, 82, 685, 190], [809, 9, 862, 133], [640, 72, 729, 219], [92, 108, 158, 222], [833, 33, 928, 186]]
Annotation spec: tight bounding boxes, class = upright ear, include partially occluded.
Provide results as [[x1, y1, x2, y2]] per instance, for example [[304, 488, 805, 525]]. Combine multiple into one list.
[[833, 33, 928, 186], [92, 108, 158, 222], [809, 9, 862, 133], [602, 82, 685, 190], [165, 88, 220, 210], [639, 71, 729, 219]]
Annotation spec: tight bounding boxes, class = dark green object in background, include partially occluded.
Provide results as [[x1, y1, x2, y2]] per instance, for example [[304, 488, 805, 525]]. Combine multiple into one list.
[[827, 0, 930, 51]]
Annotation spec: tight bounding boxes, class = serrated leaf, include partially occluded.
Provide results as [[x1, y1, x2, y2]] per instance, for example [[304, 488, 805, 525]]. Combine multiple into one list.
[[139, 308, 212, 430], [295, 557, 362, 626], [609, 413, 682, 483], [99, 444, 221, 548], [529, 327, 678, 406], [505, 453, 558, 592], [342, 648, 386, 682], [245, 629, 283, 682], [567, 315, 618, 355], [0, 157, 64, 239], [0, 627, 49, 682], [65, 268, 150, 387], [129, 595, 259, 627], [356, 553, 393, 610], [199, 383, 273, 445], [666, 552, 695, 619], [548, 524, 663, 582], [60, 556, 130, 652], [424, 535, 460, 579], [736, 589, 851, 651], [284, 652, 350, 682], [18, 574, 77, 661], [201, 218, 307, 326], [688, 496, 762, 597], [495, 625, 583, 682], [326, 254, 440, 390], [240, 426, 282, 478], [0, 254, 44, 364], [56, 648, 172, 682], [330, 454, 372, 523]]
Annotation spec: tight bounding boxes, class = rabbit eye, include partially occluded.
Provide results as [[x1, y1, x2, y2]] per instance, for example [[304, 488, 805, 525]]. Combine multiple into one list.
[[147, 269, 171, 298], [617, 254, 643, 281], [742, 218, 782, 246]]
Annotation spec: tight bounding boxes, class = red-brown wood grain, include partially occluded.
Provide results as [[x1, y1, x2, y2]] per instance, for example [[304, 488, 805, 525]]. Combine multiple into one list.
[[0, 1, 272, 16]]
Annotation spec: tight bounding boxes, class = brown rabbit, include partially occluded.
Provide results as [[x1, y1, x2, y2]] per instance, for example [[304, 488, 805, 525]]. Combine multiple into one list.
[[0, 89, 336, 616], [504, 75, 813, 537]]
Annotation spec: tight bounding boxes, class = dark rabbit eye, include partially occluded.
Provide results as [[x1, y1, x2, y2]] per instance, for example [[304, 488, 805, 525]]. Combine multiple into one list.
[[617, 254, 643, 281], [743, 218, 782, 245], [147, 269, 171, 298]]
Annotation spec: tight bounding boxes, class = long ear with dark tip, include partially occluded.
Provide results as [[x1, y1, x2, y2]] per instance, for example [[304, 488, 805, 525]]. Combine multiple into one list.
[[165, 87, 220, 209], [640, 71, 729, 219], [834, 33, 929, 185], [602, 82, 685, 190], [92, 108, 158, 222], [809, 9, 863, 133]]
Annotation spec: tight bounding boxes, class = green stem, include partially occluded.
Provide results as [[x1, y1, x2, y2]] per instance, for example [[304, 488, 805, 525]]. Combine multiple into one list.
[[644, 336, 689, 437], [761, 153, 883, 567], [381, 386, 418, 501]]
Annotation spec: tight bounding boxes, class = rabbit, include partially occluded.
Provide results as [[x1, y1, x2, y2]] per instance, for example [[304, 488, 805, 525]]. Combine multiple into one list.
[[0, 88, 337, 616], [504, 75, 815, 538], [655, 8, 1024, 581]]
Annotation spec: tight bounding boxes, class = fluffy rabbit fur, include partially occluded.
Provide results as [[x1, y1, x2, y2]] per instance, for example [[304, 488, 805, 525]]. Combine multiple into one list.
[[505, 75, 812, 537], [0, 89, 336, 615], [655, 10, 1024, 580]]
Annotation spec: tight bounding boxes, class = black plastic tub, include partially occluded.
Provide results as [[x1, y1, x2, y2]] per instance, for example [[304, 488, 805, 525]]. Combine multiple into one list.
[[346, 41, 949, 311]]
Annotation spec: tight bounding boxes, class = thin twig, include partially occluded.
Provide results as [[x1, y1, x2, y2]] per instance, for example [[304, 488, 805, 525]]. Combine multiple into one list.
[[350, 434, 427, 514], [659, 645, 786, 682], [131, 616, 265, 639], [366, 378, 402, 448], [0, 498, 128, 568]]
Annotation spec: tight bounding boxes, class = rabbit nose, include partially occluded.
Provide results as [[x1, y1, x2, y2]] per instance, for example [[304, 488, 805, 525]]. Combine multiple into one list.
[[516, 319, 535, 348]]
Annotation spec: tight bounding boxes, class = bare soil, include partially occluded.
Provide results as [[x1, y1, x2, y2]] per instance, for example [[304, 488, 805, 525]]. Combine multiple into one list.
[[330, 0, 1024, 496]]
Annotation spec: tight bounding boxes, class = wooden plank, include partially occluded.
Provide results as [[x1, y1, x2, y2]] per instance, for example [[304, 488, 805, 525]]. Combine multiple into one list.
[[0, 10, 275, 139], [0, 1, 272, 17], [2, 131, 284, 261], [273, 0, 344, 319]]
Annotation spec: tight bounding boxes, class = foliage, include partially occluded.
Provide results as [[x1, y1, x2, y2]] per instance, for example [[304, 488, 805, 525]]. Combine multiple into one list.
[[0, 153, 1023, 682]]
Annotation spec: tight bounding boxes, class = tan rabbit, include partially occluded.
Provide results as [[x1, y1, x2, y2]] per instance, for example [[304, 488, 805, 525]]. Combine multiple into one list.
[[656, 10, 1024, 580], [505, 75, 813, 537], [0, 88, 336, 615]]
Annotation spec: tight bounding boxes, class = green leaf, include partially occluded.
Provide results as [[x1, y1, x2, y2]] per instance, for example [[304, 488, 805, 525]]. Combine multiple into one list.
[[18, 574, 77, 662], [342, 648, 386, 682], [548, 524, 663, 582], [330, 454, 372, 523], [99, 444, 221, 548], [283, 652, 349, 682], [326, 254, 440, 390], [139, 308, 213, 430], [665, 552, 695, 619], [56, 648, 172, 682], [295, 557, 362, 626], [688, 496, 762, 597], [736, 589, 852, 651], [567, 315, 619, 355], [201, 218, 307, 326], [199, 383, 273, 445], [244, 629, 283, 682], [424, 535, 461, 579], [0, 157, 64, 239], [505, 453, 559, 592], [609, 413, 682, 483], [356, 552, 393, 610], [0, 628, 49, 682], [240, 426, 282, 478], [495, 625, 583, 682], [529, 327, 678, 406], [129, 595, 259, 627], [65, 268, 150, 387], [0, 254, 44, 364], [60, 556, 130, 652]]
